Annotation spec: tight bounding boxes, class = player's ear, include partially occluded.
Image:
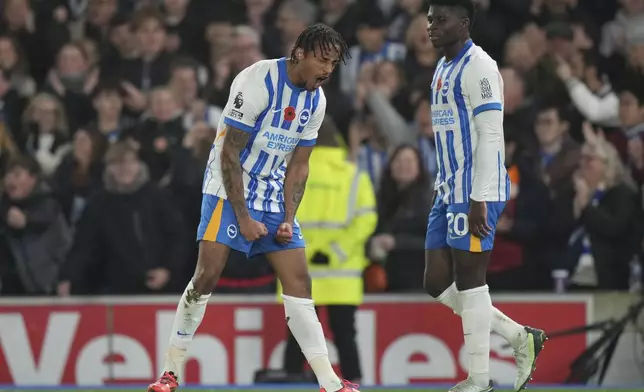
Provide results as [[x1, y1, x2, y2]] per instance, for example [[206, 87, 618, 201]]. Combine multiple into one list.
[[295, 48, 304, 60]]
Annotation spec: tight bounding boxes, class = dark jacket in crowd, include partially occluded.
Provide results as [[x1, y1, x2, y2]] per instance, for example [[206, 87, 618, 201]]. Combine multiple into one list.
[[0, 183, 71, 295], [565, 184, 639, 290], [61, 164, 188, 294]]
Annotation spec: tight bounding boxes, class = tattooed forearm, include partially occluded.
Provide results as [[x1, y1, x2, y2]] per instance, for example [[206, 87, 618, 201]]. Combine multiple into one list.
[[220, 126, 251, 221], [284, 164, 309, 224]]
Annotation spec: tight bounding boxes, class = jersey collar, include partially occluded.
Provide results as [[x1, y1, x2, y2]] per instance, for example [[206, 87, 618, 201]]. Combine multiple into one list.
[[279, 58, 305, 92], [444, 39, 473, 66]]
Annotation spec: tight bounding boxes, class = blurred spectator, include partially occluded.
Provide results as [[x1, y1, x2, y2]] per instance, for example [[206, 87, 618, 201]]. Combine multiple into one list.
[[0, 67, 27, 147], [168, 121, 214, 239], [387, 0, 425, 43], [501, 67, 537, 149], [112, 7, 172, 114], [320, 0, 359, 48], [101, 14, 138, 71], [276, 0, 318, 58], [0, 122, 18, 177], [169, 57, 221, 130], [0, 155, 71, 295], [339, 7, 406, 96], [58, 141, 186, 295], [0, 0, 64, 84], [163, 0, 206, 58], [86, 83, 128, 145], [600, 0, 644, 61], [123, 86, 185, 183], [560, 130, 638, 290], [244, 0, 281, 59], [556, 50, 620, 127], [604, 77, 644, 167], [83, 0, 119, 48], [0, 35, 36, 98], [488, 129, 548, 291], [368, 145, 431, 292], [517, 104, 580, 288], [45, 41, 98, 131], [526, 23, 576, 108], [51, 128, 104, 226], [22, 92, 71, 176], [403, 13, 438, 87], [348, 113, 388, 190]]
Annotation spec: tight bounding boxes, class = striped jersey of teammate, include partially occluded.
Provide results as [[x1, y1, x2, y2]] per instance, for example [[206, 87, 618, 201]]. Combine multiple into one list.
[[430, 40, 510, 204], [202, 58, 326, 213]]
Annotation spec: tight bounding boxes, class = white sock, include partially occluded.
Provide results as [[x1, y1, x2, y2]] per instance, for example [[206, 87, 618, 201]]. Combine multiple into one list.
[[460, 285, 492, 388], [165, 281, 211, 379], [437, 282, 526, 348], [282, 294, 343, 392]]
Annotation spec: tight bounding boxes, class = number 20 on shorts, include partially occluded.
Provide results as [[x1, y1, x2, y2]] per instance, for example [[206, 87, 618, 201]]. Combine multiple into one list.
[[447, 212, 469, 238]]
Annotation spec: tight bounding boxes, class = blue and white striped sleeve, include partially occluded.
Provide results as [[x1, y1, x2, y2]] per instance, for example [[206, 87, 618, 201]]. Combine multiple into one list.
[[298, 90, 327, 147], [464, 59, 504, 117], [222, 65, 269, 133], [464, 59, 504, 201]]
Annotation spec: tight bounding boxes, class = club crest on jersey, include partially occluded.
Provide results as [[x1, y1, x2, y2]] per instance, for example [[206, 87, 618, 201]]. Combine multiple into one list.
[[284, 106, 296, 122], [298, 109, 311, 126], [441, 80, 450, 97]]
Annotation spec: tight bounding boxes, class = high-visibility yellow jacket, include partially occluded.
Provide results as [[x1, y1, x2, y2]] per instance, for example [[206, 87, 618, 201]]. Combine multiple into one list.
[[278, 147, 377, 305]]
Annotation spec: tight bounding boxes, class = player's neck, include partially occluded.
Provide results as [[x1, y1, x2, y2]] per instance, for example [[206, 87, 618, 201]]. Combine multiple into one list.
[[285, 59, 306, 88], [443, 37, 470, 61]]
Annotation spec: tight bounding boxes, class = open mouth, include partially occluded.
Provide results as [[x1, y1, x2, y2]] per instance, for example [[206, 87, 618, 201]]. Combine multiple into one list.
[[315, 75, 329, 86]]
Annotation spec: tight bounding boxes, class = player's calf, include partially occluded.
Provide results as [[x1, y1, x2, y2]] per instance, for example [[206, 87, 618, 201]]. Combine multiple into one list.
[[153, 241, 229, 387], [423, 248, 456, 298], [268, 249, 344, 392]]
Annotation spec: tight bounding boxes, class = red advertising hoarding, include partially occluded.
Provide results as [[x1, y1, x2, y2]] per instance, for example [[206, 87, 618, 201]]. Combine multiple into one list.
[[0, 295, 590, 386]]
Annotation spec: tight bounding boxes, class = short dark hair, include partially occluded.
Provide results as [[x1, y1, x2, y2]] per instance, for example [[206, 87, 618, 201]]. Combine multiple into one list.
[[290, 23, 351, 64], [170, 56, 200, 74], [428, 0, 475, 27], [130, 7, 165, 32], [6, 155, 41, 177], [105, 141, 139, 164], [92, 81, 124, 100], [616, 73, 644, 106], [536, 101, 567, 122]]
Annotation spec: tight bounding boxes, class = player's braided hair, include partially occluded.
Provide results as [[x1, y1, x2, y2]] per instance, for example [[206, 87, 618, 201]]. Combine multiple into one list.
[[290, 23, 351, 64]]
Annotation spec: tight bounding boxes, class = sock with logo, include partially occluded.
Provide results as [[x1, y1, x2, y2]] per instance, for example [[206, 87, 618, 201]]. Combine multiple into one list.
[[460, 285, 493, 388], [282, 294, 344, 392], [165, 281, 211, 379], [437, 282, 526, 348]]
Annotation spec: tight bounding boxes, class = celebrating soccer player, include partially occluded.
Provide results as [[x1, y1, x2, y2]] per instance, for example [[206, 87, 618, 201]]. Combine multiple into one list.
[[423, 1, 547, 392], [148, 24, 358, 392]]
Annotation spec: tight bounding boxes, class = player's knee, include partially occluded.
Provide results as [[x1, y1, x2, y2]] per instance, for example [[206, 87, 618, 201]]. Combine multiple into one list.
[[192, 265, 221, 293], [423, 277, 446, 299], [281, 271, 312, 299]]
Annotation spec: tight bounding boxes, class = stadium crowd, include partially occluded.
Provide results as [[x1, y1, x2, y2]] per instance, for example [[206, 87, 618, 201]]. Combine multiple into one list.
[[0, 0, 643, 296]]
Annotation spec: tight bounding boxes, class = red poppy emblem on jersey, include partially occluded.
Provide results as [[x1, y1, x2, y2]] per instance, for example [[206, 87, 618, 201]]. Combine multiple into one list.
[[284, 106, 296, 122], [437, 78, 442, 91]]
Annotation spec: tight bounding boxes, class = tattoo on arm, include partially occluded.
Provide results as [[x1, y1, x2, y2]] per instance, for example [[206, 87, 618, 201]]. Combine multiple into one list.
[[220, 126, 251, 221], [284, 147, 311, 223], [285, 177, 307, 223]]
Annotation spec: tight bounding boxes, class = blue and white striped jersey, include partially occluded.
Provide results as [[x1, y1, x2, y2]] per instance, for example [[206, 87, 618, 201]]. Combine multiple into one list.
[[430, 40, 510, 204], [202, 58, 326, 213]]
